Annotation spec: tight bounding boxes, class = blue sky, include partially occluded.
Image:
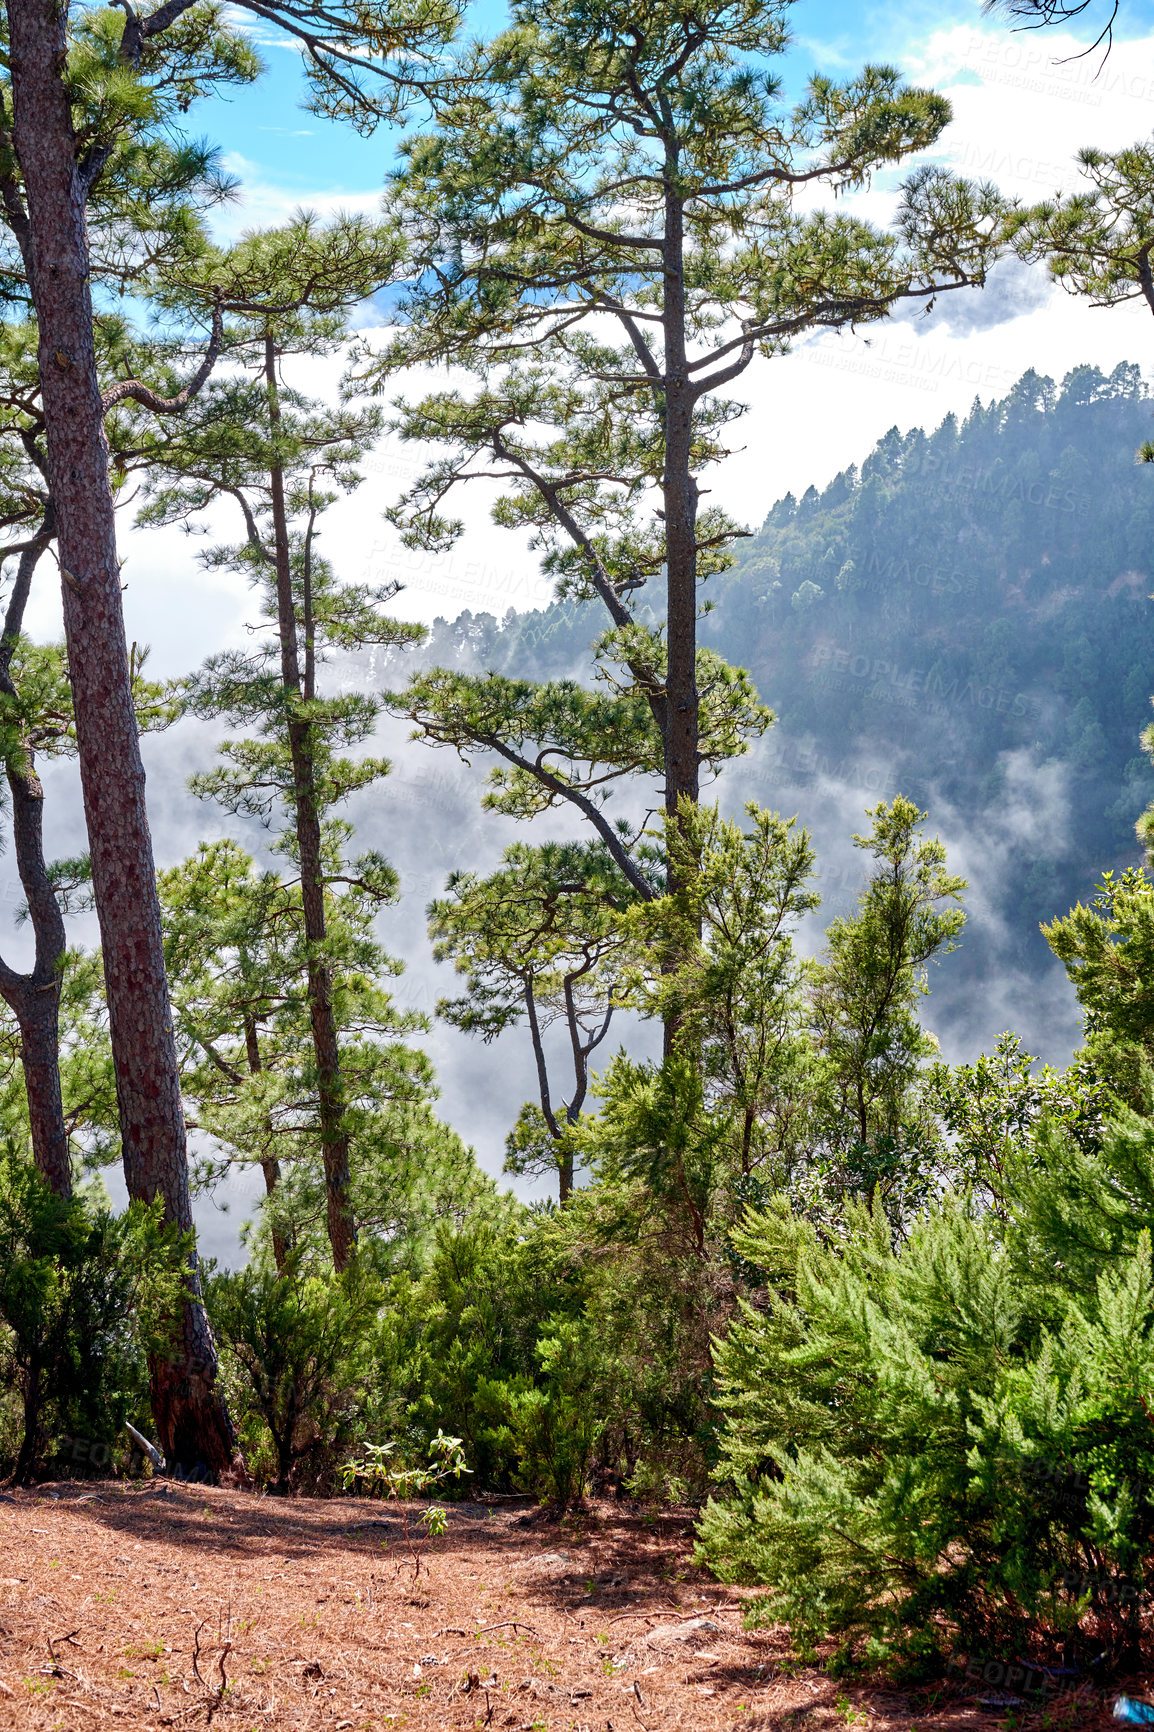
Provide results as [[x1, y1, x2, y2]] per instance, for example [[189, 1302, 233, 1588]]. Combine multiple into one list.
[[194, 0, 1154, 233]]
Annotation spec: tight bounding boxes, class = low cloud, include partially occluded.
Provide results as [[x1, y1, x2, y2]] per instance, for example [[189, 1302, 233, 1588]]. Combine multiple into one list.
[[897, 257, 1055, 337]]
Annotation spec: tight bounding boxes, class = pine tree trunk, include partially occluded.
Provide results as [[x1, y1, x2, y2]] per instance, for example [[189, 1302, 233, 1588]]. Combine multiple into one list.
[[0, 748, 70, 1196], [18, 1001, 69, 1196], [0, 537, 71, 1197], [661, 183, 700, 833], [245, 1013, 289, 1273], [660, 176, 699, 1060], [260, 1157, 289, 1273], [6, 0, 237, 1476], [263, 336, 357, 1272]]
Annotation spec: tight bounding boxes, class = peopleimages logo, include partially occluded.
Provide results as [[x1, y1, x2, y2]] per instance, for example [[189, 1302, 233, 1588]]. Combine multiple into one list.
[[947, 1652, 1100, 1706], [809, 644, 1032, 719], [902, 452, 1079, 513], [807, 331, 1018, 397]]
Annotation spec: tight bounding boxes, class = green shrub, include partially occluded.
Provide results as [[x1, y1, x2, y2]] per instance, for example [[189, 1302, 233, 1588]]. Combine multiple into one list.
[[506, 1317, 601, 1504], [206, 1255, 381, 1494], [697, 1113, 1154, 1665], [380, 1213, 582, 1489], [0, 1150, 185, 1483]]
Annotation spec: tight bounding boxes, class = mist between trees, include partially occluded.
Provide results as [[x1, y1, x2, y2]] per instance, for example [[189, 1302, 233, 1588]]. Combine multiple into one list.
[[6, 0, 1154, 1695]]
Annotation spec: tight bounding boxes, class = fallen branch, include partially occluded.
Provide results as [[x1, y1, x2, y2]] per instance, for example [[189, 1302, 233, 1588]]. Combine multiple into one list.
[[436, 1619, 541, 1640], [125, 1421, 165, 1473], [606, 1603, 741, 1626], [191, 1622, 208, 1689]]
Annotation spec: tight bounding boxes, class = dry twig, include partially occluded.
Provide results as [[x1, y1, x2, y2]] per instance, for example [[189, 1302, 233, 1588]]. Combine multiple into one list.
[[46, 1627, 80, 1664]]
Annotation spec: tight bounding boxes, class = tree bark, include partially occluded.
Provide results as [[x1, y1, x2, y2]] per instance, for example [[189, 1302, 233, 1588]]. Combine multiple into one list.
[[659, 172, 699, 1060], [6, 0, 237, 1476], [0, 536, 71, 1196], [244, 1011, 289, 1272], [263, 334, 357, 1271], [660, 180, 700, 833], [1, 769, 70, 1195]]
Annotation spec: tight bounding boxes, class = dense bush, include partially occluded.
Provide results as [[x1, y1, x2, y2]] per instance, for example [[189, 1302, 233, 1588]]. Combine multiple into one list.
[[362, 1200, 721, 1505], [205, 1255, 384, 1495], [370, 1213, 603, 1502], [0, 1150, 185, 1484], [696, 1109, 1154, 1667]]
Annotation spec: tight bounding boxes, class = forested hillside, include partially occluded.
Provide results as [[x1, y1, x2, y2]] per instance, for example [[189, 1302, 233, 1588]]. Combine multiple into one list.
[[717, 362, 1154, 928]]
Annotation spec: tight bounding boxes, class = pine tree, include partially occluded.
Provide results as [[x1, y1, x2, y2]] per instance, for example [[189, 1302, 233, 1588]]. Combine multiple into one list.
[[159, 837, 478, 1272], [1009, 142, 1154, 476], [371, 0, 1006, 859], [0, 0, 464, 1472], [429, 840, 638, 1201], [141, 216, 432, 1270], [0, 311, 218, 1197]]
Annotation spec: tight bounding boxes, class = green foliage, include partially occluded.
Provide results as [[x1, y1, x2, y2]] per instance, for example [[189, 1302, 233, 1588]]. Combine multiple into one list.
[[507, 1319, 602, 1506], [0, 3, 259, 311], [809, 796, 965, 1216], [384, 652, 765, 900], [0, 947, 120, 1175], [592, 1055, 724, 1260], [406, 795, 967, 1499], [0, 1151, 186, 1483], [342, 1429, 469, 1573], [1009, 140, 1154, 319], [378, 1211, 579, 1495], [931, 1031, 1113, 1203], [363, 1210, 659, 1504], [157, 837, 485, 1267], [1043, 866, 1154, 1111], [380, 0, 1003, 433], [627, 800, 824, 1186], [343, 1426, 469, 1498], [206, 1254, 381, 1494], [605, 796, 965, 1226], [697, 1101, 1154, 1663], [139, 218, 490, 1268]]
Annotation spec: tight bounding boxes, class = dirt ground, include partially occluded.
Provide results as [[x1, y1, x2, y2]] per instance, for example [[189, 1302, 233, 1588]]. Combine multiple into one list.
[[0, 1480, 1126, 1730]]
